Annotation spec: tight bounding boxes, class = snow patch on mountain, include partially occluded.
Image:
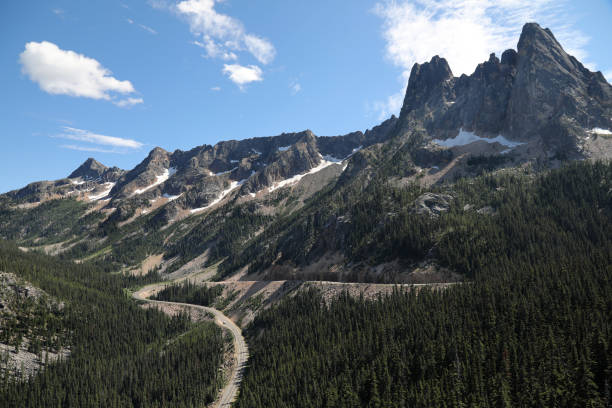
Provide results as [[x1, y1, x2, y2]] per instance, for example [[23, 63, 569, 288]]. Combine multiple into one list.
[[163, 193, 182, 201], [89, 182, 115, 201], [190, 177, 249, 214], [133, 168, 176, 195], [215, 168, 237, 176], [268, 157, 339, 192], [433, 129, 524, 149], [588, 128, 612, 135]]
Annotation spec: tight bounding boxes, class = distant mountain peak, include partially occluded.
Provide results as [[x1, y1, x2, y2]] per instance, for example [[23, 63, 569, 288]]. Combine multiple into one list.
[[68, 158, 107, 179]]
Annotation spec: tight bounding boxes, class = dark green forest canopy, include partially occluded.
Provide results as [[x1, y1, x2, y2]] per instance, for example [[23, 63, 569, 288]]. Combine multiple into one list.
[[152, 280, 223, 307], [236, 161, 612, 408], [0, 161, 610, 407], [0, 241, 225, 407]]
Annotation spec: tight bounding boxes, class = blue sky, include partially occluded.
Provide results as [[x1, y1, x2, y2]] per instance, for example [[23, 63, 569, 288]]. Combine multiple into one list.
[[1, 0, 611, 193]]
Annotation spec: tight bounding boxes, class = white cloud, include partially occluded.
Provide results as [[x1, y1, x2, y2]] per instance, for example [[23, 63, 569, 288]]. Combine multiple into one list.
[[19, 41, 140, 104], [244, 34, 276, 65], [604, 70, 612, 84], [211, 86, 221, 91], [114, 97, 144, 108], [175, 0, 275, 64], [371, 90, 404, 121], [222, 64, 262, 88], [194, 38, 237, 60], [371, 0, 591, 118], [56, 127, 143, 150]]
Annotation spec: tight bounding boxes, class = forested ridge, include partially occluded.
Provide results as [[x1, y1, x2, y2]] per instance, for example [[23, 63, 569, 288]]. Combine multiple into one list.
[[0, 241, 225, 407], [0, 160, 610, 407], [236, 161, 612, 407]]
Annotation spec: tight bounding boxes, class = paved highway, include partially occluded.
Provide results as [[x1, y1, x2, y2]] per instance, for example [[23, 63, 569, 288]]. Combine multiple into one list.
[[133, 287, 248, 408]]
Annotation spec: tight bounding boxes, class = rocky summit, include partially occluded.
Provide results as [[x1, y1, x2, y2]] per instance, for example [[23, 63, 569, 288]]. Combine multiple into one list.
[[399, 23, 612, 162]]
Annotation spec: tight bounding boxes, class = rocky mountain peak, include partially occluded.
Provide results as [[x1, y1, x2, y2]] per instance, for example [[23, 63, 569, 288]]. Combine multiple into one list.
[[500, 49, 518, 66], [148, 147, 169, 160], [393, 22, 612, 161], [517, 23, 561, 54], [68, 158, 107, 179], [400, 55, 454, 118], [506, 22, 612, 147], [516, 22, 579, 76]]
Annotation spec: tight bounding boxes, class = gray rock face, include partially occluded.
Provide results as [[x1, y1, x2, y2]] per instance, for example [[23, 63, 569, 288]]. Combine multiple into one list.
[[68, 158, 107, 180], [68, 158, 125, 183], [111, 147, 171, 198], [400, 55, 454, 120], [398, 23, 612, 159], [413, 193, 453, 217], [70, 121, 399, 213], [6, 180, 69, 203]]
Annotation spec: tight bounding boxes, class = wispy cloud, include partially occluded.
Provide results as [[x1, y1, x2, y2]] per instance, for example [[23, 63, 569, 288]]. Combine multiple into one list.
[[60, 144, 124, 154], [52, 8, 65, 17], [243, 34, 276, 65], [371, 0, 591, 118], [222, 64, 263, 89], [126, 18, 158, 35], [194, 39, 237, 61], [54, 126, 143, 154], [290, 81, 301, 95], [19, 41, 142, 106], [175, 0, 276, 65], [211, 86, 221, 91], [370, 90, 404, 121], [138, 24, 158, 35], [114, 97, 144, 108]]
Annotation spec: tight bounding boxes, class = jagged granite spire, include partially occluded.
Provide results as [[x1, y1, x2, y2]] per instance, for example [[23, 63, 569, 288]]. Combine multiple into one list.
[[396, 22, 612, 158], [400, 55, 454, 118]]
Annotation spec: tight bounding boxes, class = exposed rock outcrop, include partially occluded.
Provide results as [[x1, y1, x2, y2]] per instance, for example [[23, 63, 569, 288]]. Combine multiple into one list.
[[398, 23, 612, 161]]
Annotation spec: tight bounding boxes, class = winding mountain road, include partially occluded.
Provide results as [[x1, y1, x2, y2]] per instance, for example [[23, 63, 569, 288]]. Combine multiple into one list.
[[133, 286, 248, 408]]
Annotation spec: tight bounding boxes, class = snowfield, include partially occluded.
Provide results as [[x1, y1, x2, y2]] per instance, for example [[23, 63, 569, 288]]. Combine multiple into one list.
[[268, 156, 340, 192], [433, 129, 524, 149], [132, 167, 176, 195], [190, 176, 249, 214], [88, 182, 115, 201]]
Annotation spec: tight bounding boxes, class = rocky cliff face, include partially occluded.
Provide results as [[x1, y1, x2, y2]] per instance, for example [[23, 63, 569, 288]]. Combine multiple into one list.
[[398, 23, 612, 161]]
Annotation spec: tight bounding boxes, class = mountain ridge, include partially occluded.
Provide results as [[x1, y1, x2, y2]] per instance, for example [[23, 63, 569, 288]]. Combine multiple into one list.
[[1, 22, 611, 284]]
